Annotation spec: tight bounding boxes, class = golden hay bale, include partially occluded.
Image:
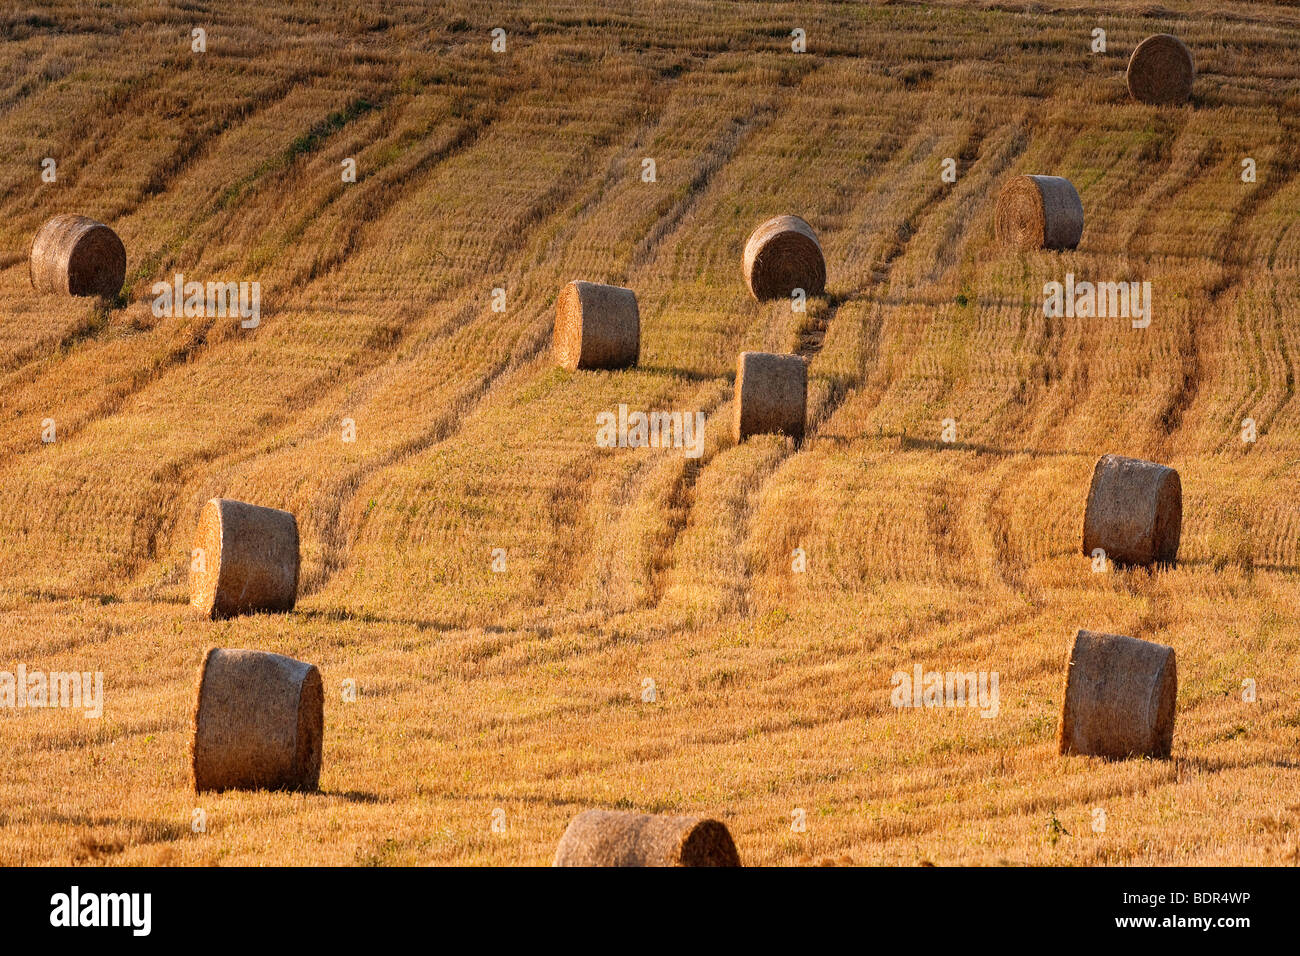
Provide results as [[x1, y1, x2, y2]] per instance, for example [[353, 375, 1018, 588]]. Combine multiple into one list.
[[742, 214, 826, 301], [1082, 454, 1182, 567], [1058, 629, 1176, 759], [1127, 34, 1194, 106], [994, 175, 1084, 251], [29, 214, 126, 298], [734, 351, 807, 443], [190, 498, 300, 619], [553, 280, 640, 370], [191, 648, 324, 792], [553, 809, 741, 867]]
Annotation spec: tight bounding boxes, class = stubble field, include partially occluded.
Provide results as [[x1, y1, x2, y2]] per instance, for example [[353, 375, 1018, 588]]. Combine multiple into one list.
[[2, 0, 1300, 865]]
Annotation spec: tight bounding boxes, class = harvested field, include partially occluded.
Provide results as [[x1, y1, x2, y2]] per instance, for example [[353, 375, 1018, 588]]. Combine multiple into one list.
[[1, 0, 1299, 868]]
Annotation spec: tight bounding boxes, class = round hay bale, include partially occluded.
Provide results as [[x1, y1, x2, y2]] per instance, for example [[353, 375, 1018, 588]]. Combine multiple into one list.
[[29, 214, 126, 298], [1127, 34, 1194, 106], [1058, 629, 1176, 759], [553, 809, 741, 867], [553, 280, 640, 371], [191, 648, 323, 792], [190, 498, 300, 620], [742, 215, 826, 300], [734, 351, 807, 443], [1081, 454, 1182, 567], [994, 175, 1084, 251]]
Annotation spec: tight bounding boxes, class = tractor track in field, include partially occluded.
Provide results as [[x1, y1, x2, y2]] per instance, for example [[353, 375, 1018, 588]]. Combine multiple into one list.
[[653, 116, 994, 615], [17, 99, 551, 585], [508, 59, 834, 615], [1154, 116, 1300, 460], [1259, 283, 1297, 447], [0, 52, 316, 234], [9, 66, 608, 590], [84, 54, 695, 597], [274, 65, 703, 598], [527, 57, 854, 618], [0, 74, 396, 458], [721, 114, 1021, 609], [0, 42, 538, 453]]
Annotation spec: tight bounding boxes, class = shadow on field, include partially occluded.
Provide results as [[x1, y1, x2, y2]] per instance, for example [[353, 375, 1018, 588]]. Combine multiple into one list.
[[1175, 557, 1300, 575], [327, 790, 388, 804], [1179, 754, 1300, 773], [899, 435, 1087, 457], [30, 811, 188, 857], [637, 363, 724, 383], [22, 587, 122, 605], [296, 607, 500, 633]]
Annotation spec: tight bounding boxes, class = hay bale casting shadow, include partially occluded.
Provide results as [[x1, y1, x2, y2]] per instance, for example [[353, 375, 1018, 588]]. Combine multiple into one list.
[[743, 215, 826, 301], [553, 809, 741, 866], [190, 498, 300, 619], [994, 175, 1084, 251], [1082, 454, 1182, 567], [553, 280, 640, 370], [734, 351, 807, 443], [1058, 629, 1176, 759], [30, 214, 126, 298], [191, 648, 323, 792], [1127, 34, 1194, 106]]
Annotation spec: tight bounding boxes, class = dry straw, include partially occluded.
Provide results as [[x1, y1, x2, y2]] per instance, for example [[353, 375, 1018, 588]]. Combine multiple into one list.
[[553, 809, 741, 866], [734, 351, 807, 443], [1082, 454, 1182, 567], [994, 175, 1084, 251], [29, 214, 126, 298], [743, 215, 826, 300], [553, 280, 640, 370], [1127, 34, 1194, 106], [190, 498, 300, 619], [1058, 630, 1176, 759], [191, 648, 324, 792]]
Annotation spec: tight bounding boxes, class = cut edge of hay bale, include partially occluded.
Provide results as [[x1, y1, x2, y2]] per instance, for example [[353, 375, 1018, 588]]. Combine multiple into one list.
[[994, 175, 1084, 251], [1127, 34, 1194, 106], [734, 350, 807, 443], [1057, 629, 1177, 760], [742, 215, 826, 301], [189, 497, 300, 620], [190, 647, 324, 793], [553, 809, 741, 866], [553, 280, 640, 370], [1081, 454, 1182, 567], [29, 214, 126, 298]]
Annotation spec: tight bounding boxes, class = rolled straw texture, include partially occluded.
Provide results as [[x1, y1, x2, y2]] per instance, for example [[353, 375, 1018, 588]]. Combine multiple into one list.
[[553, 809, 741, 867], [742, 215, 826, 300], [994, 175, 1084, 251], [1081, 454, 1182, 567], [29, 214, 126, 297], [553, 280, 640, 370], [190, 498, 300, 619], [1127, 34, 1194, 106], [191, 648, 324, 792], [734, 351, 807, 443], [1058, 629, 1176, 759]]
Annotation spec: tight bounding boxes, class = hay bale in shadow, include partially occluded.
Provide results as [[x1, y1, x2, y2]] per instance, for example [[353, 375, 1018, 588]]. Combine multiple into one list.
[[1058, 629, 1176, 759], [191, 648, 323, 792], [190, 498, 300, 619], [1082, 454, 1182, 567], [734, 351, 806, 443], [553, 809, 741, 866], [743, 215, 826, 301], [1127, 34, 1194, 105], [29, 214, 126, 297], [553, 280, 639, 370]]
